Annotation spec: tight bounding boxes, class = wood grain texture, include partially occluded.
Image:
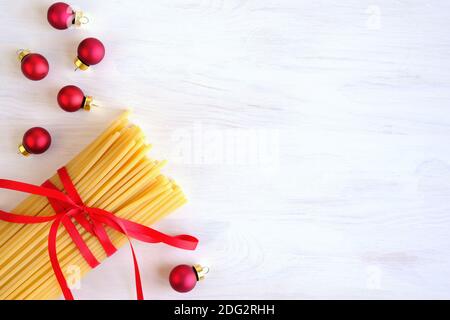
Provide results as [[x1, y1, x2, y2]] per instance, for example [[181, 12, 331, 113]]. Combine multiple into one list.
[[1, 0, 450, 299]]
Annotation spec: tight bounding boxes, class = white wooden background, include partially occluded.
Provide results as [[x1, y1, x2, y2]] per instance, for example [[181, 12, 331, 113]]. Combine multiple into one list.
[[1, 0, 450, 299]]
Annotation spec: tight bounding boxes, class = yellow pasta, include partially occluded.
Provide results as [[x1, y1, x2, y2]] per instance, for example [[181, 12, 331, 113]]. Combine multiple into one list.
[[0, 111, 188, 300]]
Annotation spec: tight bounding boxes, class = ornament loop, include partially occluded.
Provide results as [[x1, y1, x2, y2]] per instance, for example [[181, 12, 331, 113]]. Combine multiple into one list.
[[79, 16, 89, 25]]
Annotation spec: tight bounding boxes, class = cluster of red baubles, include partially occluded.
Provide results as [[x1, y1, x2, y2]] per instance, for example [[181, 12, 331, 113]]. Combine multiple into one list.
[[19, 2, 105, 80], [18, 82, 93, 156], [18, 2, 104, 156], [19, 36, 104, 80]]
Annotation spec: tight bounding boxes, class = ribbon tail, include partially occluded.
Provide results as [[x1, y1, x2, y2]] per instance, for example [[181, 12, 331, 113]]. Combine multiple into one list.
[[128, 240, 144, 300], [95, 212, 144, 300], [114, 218, 144, 300], [48, 217, 74, 300], [90, 208, 199, 250]]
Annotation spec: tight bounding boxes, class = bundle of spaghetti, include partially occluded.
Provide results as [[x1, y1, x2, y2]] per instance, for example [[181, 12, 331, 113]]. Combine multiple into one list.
[[0, 111, 188, 300]]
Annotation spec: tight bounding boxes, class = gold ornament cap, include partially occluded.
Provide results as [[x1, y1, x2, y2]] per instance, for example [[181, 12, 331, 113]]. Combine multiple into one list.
[[193, 264, 209, 281], [17, 49, 30, 62], [73, 11, 89, 27], [18, 144, 30, 157], [74, 57, 89, 71], [83, 96, 93, 111]]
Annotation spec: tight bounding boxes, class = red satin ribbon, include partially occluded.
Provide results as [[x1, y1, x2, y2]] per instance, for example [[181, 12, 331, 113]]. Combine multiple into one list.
[[0, 167, 198, 300]]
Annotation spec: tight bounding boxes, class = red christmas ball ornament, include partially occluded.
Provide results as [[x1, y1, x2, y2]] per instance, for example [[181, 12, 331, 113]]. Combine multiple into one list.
[[74, 38, 105, 71], [18, 50, 49, 81], [19, 127, 52, 156], [57, 85, 94, 112], [169, 264, 209, 293], [47, 2, 87, 30]]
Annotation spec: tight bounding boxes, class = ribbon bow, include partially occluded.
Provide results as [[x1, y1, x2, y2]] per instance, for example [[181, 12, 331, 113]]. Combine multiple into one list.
[[0, 167, 198, 300]]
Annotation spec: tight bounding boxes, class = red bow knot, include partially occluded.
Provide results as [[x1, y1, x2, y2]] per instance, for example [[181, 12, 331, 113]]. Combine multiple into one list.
[[0, 167, 198, 300]]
